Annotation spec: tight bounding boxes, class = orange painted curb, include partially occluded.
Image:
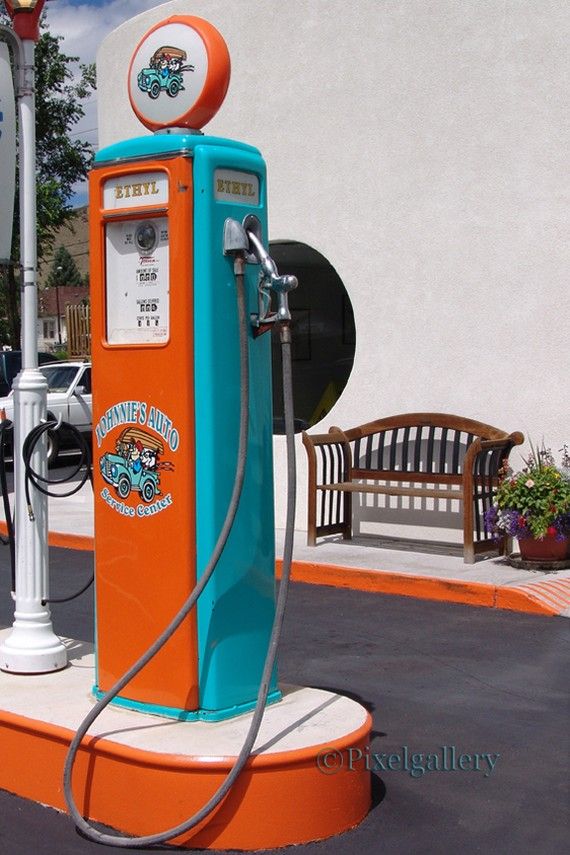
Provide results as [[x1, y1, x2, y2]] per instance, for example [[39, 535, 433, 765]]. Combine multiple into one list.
[[0, 706, 372, 849], [276, 559, 495, 606], [275, 559, 560, 617], [495, 586, 557, 616], [0, 521, 94, 552]]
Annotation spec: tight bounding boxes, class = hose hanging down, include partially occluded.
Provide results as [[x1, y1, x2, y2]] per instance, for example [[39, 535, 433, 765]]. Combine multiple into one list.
[[22, 420, 94, 604], [0, 415, 94, 601], [0, 416, 15, 593], [63, 256, 297, 847]]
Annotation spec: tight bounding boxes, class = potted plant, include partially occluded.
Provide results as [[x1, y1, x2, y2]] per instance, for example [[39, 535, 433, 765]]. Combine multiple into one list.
[[485, 443, 570, 561]]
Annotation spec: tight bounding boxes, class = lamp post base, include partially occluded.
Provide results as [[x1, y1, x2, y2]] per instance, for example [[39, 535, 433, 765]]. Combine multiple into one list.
[[0, 614, 67, 673]]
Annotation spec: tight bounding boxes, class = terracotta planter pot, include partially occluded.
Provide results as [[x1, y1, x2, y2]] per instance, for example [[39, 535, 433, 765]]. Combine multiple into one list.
[[518, 534, 569, 562]]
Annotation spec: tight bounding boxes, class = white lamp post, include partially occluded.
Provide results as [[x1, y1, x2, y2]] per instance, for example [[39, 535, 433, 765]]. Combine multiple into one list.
[[0, 0, 67, 673]]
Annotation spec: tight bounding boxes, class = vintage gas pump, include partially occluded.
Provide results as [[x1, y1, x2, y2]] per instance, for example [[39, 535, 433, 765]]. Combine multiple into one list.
[[0, 12, 371, 849], [89, 16, 283, 720]]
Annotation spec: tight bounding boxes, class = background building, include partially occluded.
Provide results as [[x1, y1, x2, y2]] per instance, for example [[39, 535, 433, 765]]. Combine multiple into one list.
[[37, 207, 89, 353], [96, 0, 568, 542], [37, 283, 89, 352]]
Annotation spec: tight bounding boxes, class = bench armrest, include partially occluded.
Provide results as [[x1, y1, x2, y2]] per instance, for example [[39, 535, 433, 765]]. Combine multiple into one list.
[[465, 431, 524, 478], [302, 429, 352, 486], [302, 429, 354, 545], [462, 431, 524, 552]]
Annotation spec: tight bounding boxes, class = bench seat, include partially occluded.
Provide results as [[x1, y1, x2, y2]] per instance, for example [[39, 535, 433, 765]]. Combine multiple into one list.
[[319, 483, 463, 499]]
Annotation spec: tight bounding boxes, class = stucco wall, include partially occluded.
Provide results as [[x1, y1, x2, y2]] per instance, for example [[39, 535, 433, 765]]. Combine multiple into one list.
[[97, 0, 569, 537]]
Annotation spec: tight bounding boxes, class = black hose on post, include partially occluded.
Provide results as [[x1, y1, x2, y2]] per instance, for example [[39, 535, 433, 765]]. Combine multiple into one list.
[[22, 420, 92, 514], [22, 420, 94, 605], [0, 417, 15, 592]]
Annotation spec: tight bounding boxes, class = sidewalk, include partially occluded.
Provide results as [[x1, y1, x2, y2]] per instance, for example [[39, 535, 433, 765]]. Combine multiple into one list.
[[2, 478, 570, 618]]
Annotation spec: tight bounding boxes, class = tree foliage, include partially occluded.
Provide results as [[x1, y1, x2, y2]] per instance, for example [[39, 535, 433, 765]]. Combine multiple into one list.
[[0, 11, 95, 346], [46, 245, 82, 288], [34, 27, 95, 257]]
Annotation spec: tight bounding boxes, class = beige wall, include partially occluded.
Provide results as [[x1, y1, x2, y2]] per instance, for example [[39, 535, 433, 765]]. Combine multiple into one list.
[[97, 0, 569, 537]]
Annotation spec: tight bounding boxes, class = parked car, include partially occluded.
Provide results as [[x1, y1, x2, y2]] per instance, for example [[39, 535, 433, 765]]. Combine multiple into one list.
[[0, 361, 92, 465], [0, 351, 54, 398]]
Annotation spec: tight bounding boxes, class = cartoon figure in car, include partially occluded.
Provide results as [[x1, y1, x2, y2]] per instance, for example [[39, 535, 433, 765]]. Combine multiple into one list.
[[137, 46, 194, 100], [128, 440, 143, 474], [100, 428, 168, 504]]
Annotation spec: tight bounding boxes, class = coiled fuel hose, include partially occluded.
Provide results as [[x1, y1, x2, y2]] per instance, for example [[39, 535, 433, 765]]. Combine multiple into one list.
[[22, 420, 94, 604], [0, 416, 15, 592], [0, 415, 94, 602], [63, 257, 297, 847]]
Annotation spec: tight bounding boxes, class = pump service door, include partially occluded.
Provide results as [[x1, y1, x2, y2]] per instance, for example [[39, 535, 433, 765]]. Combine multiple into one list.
[[90, 156, 199, 715]]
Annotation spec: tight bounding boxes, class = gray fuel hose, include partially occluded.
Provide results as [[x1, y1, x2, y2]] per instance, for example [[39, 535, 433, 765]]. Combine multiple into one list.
[[63, 262, 297, 847]]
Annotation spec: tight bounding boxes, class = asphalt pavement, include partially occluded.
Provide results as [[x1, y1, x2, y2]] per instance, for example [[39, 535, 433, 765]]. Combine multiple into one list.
[[0, 544, 568, 854]]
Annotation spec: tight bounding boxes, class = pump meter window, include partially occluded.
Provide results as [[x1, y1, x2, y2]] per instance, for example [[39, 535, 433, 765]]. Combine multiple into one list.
[[105, 217, 169, 344]]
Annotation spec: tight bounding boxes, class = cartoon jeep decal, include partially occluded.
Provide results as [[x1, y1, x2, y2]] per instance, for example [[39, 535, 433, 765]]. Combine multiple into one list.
[[100, 427, 168, 504], [137, 45, 194, 100]]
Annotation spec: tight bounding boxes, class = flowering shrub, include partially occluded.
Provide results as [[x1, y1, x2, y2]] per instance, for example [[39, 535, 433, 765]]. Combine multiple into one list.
[[485, 444, 570, 541]]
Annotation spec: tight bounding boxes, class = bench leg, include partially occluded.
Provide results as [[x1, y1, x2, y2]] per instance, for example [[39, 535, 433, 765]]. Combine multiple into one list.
[[307, 482, 317, 545], [342, 491, 352, 541], [462, 486, 475, 563]]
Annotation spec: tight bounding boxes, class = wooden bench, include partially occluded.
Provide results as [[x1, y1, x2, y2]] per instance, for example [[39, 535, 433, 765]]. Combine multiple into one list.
[[302, 413, 524, 563]]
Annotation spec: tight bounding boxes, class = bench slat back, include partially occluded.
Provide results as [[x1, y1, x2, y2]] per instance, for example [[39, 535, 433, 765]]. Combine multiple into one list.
[[316, 435, 350, 484], [340, 413, 510, 478], [351, 425, 476, 477]]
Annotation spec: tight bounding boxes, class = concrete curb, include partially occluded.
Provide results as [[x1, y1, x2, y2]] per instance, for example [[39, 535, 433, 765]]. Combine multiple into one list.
[[275, 560, 570, 618], [2, 523, 567, 617]]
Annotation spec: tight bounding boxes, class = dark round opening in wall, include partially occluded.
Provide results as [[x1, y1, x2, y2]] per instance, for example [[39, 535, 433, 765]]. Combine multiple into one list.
[[269, 241, 356, 435]]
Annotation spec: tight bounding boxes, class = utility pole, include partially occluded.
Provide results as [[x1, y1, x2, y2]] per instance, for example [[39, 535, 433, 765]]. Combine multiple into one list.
[[55, 264, 62, 345]]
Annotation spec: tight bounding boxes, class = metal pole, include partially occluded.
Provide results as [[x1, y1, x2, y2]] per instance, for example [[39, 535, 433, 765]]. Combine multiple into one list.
[[0, 29, 66, 673], [55, 265, 62, 345]]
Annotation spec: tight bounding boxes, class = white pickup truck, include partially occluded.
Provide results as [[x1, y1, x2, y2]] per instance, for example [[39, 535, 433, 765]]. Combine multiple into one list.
[[0, 361, 92, 464]]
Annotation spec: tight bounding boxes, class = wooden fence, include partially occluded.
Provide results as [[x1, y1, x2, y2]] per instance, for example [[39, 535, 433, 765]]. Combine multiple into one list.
[[66, 303, 90, 358]]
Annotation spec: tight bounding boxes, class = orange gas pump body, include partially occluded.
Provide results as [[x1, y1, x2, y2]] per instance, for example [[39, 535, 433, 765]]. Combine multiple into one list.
[[90, 155, 199, 711]]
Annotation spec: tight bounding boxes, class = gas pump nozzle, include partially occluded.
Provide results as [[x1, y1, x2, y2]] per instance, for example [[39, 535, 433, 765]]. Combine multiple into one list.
[[224, 216, 298, 334]]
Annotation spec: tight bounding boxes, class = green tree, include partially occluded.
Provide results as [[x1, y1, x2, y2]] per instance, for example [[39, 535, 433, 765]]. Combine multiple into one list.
[[0, 11, 95, 348], [46, 245, 82, 289]]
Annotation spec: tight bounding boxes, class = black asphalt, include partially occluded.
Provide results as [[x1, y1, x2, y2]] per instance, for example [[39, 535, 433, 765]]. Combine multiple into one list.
[[0, 545, 568, 854]]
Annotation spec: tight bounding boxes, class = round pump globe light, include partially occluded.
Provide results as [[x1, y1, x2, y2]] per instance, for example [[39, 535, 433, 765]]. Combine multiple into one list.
[[128, 16, 231, 132]]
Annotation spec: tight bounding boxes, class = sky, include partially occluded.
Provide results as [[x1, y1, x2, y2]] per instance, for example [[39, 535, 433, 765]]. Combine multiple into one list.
[[43, 0, 166, 204]]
